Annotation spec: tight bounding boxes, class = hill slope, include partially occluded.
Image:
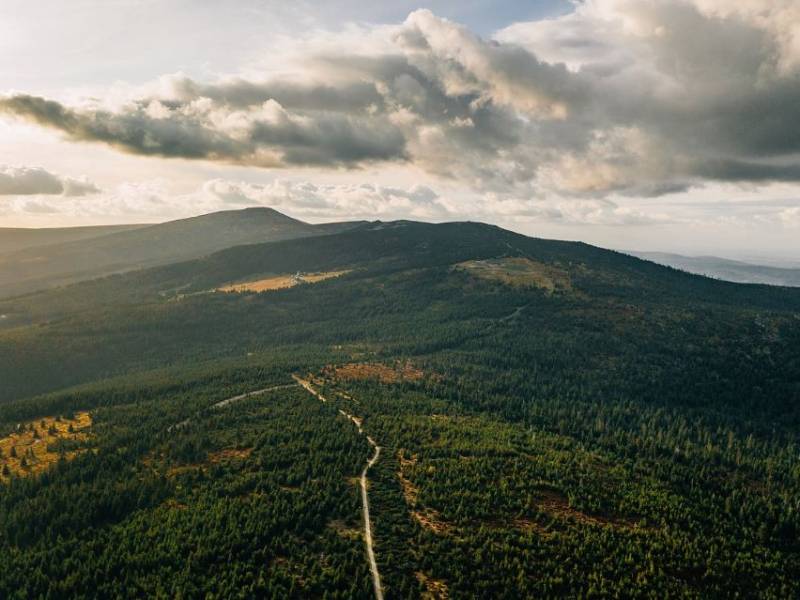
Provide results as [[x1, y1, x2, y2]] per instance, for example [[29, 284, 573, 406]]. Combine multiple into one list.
[[0, 224, 147, 254], [0, 207, 361, 298], [0, 218, 799, 598], [2, 218, 800, 401]]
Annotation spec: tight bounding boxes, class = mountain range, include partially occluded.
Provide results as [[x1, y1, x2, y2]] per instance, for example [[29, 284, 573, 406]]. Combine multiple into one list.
[[630, 251, 800, 287], [0, 208, 360, 298], [0, 208, 798, 598]]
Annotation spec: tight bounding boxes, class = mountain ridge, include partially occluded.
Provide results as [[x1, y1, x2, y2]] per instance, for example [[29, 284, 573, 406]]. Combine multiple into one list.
[[0, 207, 364, 298]]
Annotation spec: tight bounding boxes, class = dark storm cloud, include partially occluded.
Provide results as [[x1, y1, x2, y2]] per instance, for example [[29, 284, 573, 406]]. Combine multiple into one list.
[[0, 94, 406, 167], [251, 115, 407, 165], [0, 95, 249, 161], [693, 160, 800, 182]]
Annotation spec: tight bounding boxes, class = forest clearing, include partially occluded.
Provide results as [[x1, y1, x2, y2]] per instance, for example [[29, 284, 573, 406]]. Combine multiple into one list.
[[0, 412, 91, 481], [217, 270, 351, 293]]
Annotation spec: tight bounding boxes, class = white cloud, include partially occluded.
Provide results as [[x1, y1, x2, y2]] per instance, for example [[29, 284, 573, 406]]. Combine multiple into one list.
[[0, 178, 451, 222], [0, 165, 100, 196], [201, 178, 450, 220], [3, 3, 799, 202], [473, 194, 675, 226]]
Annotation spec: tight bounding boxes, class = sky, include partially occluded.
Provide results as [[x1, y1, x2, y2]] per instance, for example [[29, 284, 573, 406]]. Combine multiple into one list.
[[1, 0, 800, 261]]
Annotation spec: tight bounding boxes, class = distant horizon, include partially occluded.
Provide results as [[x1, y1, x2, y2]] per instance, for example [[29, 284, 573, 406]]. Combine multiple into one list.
[[4, 204, 800, 267]]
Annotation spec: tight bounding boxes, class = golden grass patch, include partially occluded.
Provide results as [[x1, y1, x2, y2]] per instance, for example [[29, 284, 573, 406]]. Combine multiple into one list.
[[455, 257, 571, 292], [217, 270, 351, 293], [0, 412, 91, 482]]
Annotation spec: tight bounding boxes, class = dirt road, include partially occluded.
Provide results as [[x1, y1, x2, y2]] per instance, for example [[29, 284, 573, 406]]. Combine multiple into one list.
[[293, 375, 384, 600], [167, 382, 298, 432]]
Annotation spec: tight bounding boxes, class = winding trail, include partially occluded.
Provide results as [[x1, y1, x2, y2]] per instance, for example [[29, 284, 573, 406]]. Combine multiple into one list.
[[360, 438, 383, 600], [167, 383, 298, 432], [210, 383, 298, 410], [167, 377, 384, 599], [293, 375, 384, 600]]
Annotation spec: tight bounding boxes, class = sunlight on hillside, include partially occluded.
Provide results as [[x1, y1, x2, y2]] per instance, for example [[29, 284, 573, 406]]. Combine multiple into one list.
[[455, 257, 572, 292], [217, 270, 351, 293], [0, 412, 92, 481], [323, 361, 426, 384]]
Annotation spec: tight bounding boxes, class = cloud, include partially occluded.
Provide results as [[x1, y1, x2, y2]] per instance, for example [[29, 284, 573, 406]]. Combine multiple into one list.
[[2, 4, 800, 200], [6, 173, 799, 235], [0, 178, 450, 222], [0, 165, 100, 196], [0, 95, 253, 163], [474, 195, 675, 226], [200, 178, 449, 220]]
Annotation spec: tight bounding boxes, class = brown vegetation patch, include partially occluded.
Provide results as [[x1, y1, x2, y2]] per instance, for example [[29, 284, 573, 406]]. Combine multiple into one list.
[[0, 412, 92, 482], [269, 556, 308, 588], [397, 451, 420, 505], [159, 447, 253, 478], [397, 450, 453, 535], [511, 518, 553, 536], [166, 463, 205, 478], [208, 447, 253, 463], [455, 257, 571, 293], [534, 489, 640, 530], [398, 450, 418, 469], [217, 270, 350, 293], [479, 516, 554, 537], [328, 519, 361, 540], [324, 360, 425, 384], [412, 509, 453, 535], [416, 571, 450, 599], [511, 517, 541, 531]]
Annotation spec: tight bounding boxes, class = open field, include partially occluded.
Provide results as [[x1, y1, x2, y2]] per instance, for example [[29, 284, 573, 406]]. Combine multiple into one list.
[[455, 257, 571, 292], [0, 412, 91, 481], [217, 270, 351, 293], [323, 361, 426, 384]]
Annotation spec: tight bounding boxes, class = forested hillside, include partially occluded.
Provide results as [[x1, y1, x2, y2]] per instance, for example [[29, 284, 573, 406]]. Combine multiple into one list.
[[0, 219, 798, 598]]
